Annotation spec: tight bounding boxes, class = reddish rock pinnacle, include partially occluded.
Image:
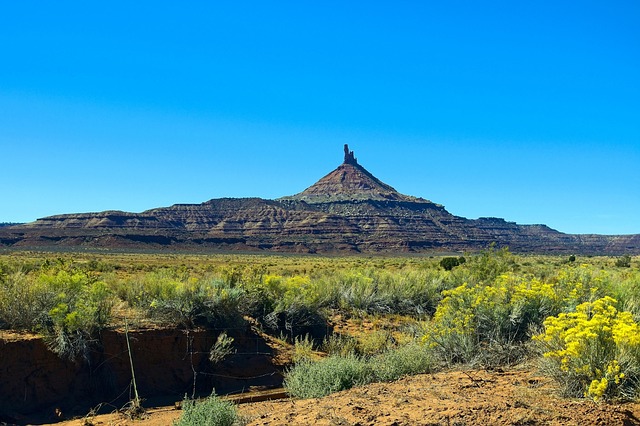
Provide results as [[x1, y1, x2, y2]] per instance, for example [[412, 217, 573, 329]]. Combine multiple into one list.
[[283, 145, 420, 203], [344, 144, 358, 165]]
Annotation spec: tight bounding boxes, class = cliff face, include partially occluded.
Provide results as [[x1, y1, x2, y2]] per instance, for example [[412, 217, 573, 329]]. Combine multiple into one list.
[[2, 145, 638, 254]]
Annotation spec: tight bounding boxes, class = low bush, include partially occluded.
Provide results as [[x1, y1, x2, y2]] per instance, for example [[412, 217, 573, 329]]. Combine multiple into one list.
[[42, 271, 114, 360], [440, 256, 465, 271], [0, 270, 49, 329], [615, 255, 632, 268], [467, 245, 517, 283], [372, 342, 434, 382], [292, 334, 316, 363], [316, 268, 447, 317], [424, 263, 617, 367], [284, 354, 371, 398], [614, 271, 640, 321], [356, 329, 395, 356], [175, 395, 241, 426], [321, 333, 359, 357], [284, 342, 434, 398]]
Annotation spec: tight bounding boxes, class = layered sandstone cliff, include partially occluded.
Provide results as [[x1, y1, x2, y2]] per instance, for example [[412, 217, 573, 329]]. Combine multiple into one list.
[[1, 145, 638, 254]]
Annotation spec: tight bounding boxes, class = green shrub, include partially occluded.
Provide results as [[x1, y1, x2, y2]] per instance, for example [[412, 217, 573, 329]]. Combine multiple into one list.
[[376, 269, 447, 316], [614, 271, 640, 321], [440, 257, 462, 271], [122, 274, 244, 328], [321, 333, 358, 357], [41, 271, 114, 360], [356, 329, 394, 356], [284, 342, 434, 399], [1, 267, 113, 316], [317, 268, 446, 317], [175, 395, 241, 426], [615, 255, 632, 268], [292, 334, 316, 363], [468, 245, 516, 283], [372, 342, 434, 381], [243, 275, 328, 339], [284, 354, 371, 398], [0, 268, 114, 361], [0, 270, 50, 329]]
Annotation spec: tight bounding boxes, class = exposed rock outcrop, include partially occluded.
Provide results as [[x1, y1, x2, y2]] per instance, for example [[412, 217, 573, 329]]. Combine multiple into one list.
[[1, 147, 638, 254], [344, 143, 357, 165]]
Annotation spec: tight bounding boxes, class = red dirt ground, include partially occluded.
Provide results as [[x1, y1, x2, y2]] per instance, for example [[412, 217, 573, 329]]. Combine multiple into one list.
[[57, 365, 640, 426]]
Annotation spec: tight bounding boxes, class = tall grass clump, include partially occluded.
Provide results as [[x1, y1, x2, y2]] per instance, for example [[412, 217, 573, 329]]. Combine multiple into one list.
[[534, 296, 640, 401], [175, 395, 242, 426], [321, 333, 359, 357], [610, 270, 640, 322]]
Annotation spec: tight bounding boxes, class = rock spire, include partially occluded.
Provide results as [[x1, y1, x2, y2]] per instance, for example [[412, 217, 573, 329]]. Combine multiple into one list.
[[344, 144, 358, 165], [281, 145, 421, 203]]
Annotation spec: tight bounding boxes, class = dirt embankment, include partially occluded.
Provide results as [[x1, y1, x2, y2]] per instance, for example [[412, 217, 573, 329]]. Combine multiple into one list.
[[0, 326, 282, 424]]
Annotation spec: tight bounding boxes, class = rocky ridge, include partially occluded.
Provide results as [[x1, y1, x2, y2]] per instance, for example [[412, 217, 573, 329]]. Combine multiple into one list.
[[1, 145, 639, 254]]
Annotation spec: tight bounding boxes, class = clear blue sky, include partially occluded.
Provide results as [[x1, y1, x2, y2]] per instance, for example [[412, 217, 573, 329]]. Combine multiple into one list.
[[1, 1, 638, 235]]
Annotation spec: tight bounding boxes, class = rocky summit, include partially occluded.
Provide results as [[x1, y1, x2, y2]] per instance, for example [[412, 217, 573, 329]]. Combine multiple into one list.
[[2, 145, 639, 254]]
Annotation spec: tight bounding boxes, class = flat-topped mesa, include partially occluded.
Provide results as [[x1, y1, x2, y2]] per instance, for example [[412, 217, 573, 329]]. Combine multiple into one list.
[[281, 145, 427, 204]]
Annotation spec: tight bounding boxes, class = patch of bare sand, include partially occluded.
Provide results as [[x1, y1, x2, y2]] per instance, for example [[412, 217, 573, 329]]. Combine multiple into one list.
[[242, 368, 640, 425]]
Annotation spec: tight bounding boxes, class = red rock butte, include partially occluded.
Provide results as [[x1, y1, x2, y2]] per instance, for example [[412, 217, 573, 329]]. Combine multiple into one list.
[[284, 144, 421, 203]]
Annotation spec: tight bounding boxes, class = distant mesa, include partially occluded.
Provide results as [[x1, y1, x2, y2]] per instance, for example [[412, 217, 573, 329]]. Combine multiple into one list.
[[0, 222, 23, 228], [1, 146, 639, 254]]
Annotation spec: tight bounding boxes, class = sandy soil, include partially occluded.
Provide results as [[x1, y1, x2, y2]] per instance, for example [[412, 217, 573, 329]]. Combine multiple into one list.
[[57, 365, 640, 426]]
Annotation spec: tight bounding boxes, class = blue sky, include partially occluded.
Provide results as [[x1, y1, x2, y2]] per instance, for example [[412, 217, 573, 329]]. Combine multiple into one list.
[[1, 1, 638, 235]]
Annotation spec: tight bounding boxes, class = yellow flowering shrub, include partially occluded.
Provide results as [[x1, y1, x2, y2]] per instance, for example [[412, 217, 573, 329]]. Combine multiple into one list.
[[423, 265, 616, 366], [534, 296, 640, 401], [245, 274, 320, 314], [424, 273, 562, 364], [551, 264, 611, 309]]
